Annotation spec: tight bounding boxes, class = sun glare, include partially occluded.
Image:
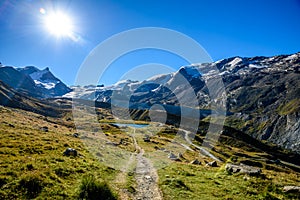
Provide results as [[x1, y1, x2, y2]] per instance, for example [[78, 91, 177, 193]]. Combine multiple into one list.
[[42, 10, 74, 38]]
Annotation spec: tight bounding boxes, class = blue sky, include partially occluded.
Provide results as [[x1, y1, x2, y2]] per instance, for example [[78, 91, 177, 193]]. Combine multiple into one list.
[[0, 0, 300, 85]]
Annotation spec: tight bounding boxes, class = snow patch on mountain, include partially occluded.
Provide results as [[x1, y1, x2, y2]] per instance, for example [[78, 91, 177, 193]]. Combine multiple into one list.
[[29, 68, 49, 80], [227, 57, 242, 70], [34, 80, 56, 89], [285, 54, 298, 61], [181, 66, 202, 78], [103, 80, 138, 91], [147, 73, 173, 84], [63, 86, 96, 99], [29, 70, 58, 90], [249, 64, 267, 69], [14, 66, 71, 97]]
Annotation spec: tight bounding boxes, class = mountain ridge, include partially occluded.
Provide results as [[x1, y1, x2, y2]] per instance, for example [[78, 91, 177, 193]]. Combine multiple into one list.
[[66, 52, 300, 153], [0, 80, 70, 117], [0, 65, 72, 98]]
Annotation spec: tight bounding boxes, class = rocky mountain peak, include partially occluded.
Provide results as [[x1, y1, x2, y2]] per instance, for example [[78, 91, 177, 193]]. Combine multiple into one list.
[[64, 52, 300, 153], [0, 64, 71, 98]]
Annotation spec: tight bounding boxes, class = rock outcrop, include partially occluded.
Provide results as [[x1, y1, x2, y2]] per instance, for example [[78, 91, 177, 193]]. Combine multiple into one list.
[[225, 163, 262, 176]]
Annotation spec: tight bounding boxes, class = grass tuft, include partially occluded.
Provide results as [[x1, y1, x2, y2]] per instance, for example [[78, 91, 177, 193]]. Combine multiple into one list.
[[18, 172, 45, 198], [78, 175, 117, 200]]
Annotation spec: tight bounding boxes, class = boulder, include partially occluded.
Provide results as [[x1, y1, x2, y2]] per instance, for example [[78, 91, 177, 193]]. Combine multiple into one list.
[[73, 133, 79, 138], [41, 126, 49, 132], [63, 148, 78, 156], [206, 161, 218, 167], [168, 153, 180, 161], [143, 135, 150, 142], [283, 186, 300, 194], [178, 153, 184, 159], [106, 141, 118, 146], [266, 159, 281, 165], [190, 159, 201, 165], [119, 138, 125, 145], [225, 163, 262, 176]]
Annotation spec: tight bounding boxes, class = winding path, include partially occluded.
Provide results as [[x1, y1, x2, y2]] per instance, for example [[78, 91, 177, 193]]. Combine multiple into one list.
[[182, 129, 221, 162], [131, 129, 163, 200]]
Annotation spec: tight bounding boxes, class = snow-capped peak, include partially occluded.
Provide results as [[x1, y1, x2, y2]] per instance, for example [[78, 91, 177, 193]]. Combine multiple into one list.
[[147, 73, 173, 84], [26, 68, 59, 90], [179, 65, 202, 78], [227, 57, 242, 69], [29, 68, 50, 81]]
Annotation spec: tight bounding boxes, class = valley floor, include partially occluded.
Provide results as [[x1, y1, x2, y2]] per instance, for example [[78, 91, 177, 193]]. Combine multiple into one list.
[[0, 105, 300, 199]]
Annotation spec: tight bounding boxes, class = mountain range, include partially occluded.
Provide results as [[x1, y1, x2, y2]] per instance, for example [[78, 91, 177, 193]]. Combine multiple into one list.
[[66, 52, 300, 154], [1, 52, 299, 154], [1, 53, 300, 199], [0, 65, 71, 98]]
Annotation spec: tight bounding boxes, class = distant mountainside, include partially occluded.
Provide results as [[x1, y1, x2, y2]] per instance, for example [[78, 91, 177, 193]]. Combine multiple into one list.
[[0, 80, 70, 117], [0, 65, 71, 98], [66, 52, 300, 153]]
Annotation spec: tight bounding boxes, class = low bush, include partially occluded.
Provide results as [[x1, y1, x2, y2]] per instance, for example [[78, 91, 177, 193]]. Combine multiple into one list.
[[78, 175, 117, 200], [18, 173, 44, 198]]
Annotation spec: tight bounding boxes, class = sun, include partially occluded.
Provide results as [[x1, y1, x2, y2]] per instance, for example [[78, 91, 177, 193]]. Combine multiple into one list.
[[41, 10, 74, 38]]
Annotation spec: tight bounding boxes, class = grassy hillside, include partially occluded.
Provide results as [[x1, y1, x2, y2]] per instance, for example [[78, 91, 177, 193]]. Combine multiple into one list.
[[1, 103, 300, 199], [131, 125, 300, 200], [0, 106, 118, 199]]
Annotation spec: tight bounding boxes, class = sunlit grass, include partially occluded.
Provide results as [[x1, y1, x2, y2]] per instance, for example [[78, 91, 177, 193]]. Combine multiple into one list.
[[1, 105, 300, 199], [0, 106, 118, 199]]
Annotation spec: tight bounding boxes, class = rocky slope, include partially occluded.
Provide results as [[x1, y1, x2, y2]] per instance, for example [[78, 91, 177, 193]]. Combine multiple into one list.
[[66, 52, 300, 153], [0, 65, 71, 98], [0, 80, 70, 117]]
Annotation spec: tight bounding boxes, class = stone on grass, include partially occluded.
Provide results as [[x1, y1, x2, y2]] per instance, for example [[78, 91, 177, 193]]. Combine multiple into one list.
[[106, 141, 118, 146], [73, 133, 79, 138], [168, 153, 180, 161], [63, 148, 78, 156], [225, 163, 262, 176], [206, 160, 218, 167], [41, 126, 49, 132], [190, 159, 201, 165], [283, 186, 300, 194], [143, 135, 150, 142], [178, 153, 184, 159]]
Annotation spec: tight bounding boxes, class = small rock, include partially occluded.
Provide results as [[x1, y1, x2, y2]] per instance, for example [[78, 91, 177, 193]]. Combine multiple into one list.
[[143, 135, 150, 142], [109, 123, 119, 128], [119, 138, 125, 145], [96, 152, 102, 157], [190, 159, 201, 165], [163, 149, 171, 153], [283, 186, 300, 194], [73, 133, 79, 138], [178, 153, 184, 159], [206, 160, 218, 167], [41, 126, 49, 132], [266, 159, 281, 165], [243, 176, 250, 181], [63, 148, 78, 156], [168, 153, 180, 161], [106, 141, 118, 146], [225, 163, 262, 176]]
